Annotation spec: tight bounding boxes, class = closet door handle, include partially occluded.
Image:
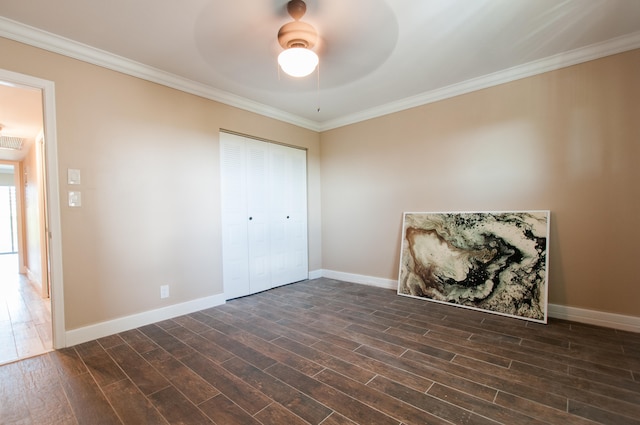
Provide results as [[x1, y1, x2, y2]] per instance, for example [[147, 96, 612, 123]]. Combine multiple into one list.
[[286, 216, 290, 219], [249, 217, 253, 221]]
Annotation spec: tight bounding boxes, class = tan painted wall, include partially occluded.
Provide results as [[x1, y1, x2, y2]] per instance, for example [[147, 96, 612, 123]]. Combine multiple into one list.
[[321, 49, 640, 317], [23, 142, 44, 295], [2, 34, 638, 328], [0, 37, 321, 330]]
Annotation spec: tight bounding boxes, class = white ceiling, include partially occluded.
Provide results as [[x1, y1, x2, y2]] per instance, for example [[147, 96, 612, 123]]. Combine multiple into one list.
[[1, 0, 640, 133], [0, 83, 42, 161]]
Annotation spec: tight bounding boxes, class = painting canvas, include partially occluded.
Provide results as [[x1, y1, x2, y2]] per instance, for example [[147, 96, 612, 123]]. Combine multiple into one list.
[[397, 211, 550, 323]]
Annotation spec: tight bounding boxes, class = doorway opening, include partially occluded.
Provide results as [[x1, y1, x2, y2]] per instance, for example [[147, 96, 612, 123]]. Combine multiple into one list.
[[0, 70, 63, 362]]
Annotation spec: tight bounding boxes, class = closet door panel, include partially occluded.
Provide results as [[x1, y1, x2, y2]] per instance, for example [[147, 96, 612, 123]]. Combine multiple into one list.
[[220, 135, 250, 299], [269, 144, 308, 287], [246, 139, 271, 293], [268, 144, 289, 287], [286, 146, 309, 283]]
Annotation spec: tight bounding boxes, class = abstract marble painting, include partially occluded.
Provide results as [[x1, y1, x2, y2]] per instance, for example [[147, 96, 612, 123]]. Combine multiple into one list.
[[397, 211, 549, 323]]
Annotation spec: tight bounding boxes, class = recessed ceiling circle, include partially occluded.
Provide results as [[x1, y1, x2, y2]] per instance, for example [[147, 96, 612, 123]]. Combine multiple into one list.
[[195, 0, 398, 92]]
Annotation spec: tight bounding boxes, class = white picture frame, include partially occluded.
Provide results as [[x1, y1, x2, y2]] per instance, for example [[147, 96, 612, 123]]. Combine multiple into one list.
[[397, 210, 550, 323]]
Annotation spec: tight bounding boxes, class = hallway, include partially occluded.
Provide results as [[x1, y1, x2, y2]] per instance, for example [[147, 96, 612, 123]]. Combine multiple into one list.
[[0, 253, 52, 365]]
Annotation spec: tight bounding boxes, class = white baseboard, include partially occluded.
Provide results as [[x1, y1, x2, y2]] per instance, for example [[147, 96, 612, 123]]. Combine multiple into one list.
[[65, 293, 226, 347], [547, 304, 640, 333], [25, 266, 38, 287], [308, 269, 323, 280], [318, 269, 640, 333], [321, 269, 397, 289], [25, 266, 44, 296], [63, 271, 640, 347]]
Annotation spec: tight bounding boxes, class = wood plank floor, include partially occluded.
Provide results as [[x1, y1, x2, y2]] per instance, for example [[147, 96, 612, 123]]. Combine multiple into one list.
[[1, 278, 639, 424], [0, 253, 52, 365]]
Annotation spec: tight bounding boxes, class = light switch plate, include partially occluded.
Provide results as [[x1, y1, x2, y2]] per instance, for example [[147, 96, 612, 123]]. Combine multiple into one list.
[[68, 191, 81, 207], [68, 168, 81, 185]]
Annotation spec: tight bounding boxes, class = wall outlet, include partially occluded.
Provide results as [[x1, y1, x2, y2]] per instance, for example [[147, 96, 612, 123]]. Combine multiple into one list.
[[160, 285, 170, 299]]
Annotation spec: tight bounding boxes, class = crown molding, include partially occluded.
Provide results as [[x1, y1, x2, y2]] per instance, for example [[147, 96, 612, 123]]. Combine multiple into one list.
[[319, 30, 640, 131], [0, 17, 321, 132], [2, 17, 639, 133]]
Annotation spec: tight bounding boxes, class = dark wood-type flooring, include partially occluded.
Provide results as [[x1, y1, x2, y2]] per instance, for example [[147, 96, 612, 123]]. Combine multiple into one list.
[[1, 278, 639, 424]]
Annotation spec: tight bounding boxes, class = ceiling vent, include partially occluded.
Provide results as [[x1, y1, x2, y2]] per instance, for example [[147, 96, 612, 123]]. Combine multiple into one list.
[[0, 136, 25, 150], [0, 126, 25, 150]]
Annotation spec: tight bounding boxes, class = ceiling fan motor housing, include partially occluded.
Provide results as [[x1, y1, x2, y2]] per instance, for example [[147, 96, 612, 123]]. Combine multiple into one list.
[[278, 0, 317, 49], [278, 20, 318, 49]]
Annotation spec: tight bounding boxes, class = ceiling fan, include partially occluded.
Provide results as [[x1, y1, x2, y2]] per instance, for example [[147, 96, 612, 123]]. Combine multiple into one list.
[[277, 0, 319, 77]]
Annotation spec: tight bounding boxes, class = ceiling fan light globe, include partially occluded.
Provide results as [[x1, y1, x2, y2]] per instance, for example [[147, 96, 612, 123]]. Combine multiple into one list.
[[278, 48, 318, 77]]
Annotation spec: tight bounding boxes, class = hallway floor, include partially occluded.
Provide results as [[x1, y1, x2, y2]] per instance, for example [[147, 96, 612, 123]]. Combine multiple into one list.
[[0, 253, 52, 365]]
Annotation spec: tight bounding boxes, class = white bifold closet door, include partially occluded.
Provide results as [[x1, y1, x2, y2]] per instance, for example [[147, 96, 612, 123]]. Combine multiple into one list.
[[268, 143, 308, 288], [220, 132, 308, 299]]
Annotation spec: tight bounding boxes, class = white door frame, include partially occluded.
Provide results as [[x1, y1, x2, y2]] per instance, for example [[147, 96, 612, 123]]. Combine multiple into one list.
[[0, 68, 65, 349]]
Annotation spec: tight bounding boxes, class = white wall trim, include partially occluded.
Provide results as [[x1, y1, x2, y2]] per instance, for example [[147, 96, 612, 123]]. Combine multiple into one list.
[[0, 68, 66, 349], [24, 266, 36, 286], [2, 17, 639, 132], [308, 269, 323, 280], [318, 269, 640, 333], [321, 269, 398, 290], [62, 271, 640, 347], [547, 304, 640, 334], [0, 17, 320, 132], [65, 294, 227, 347], [319, 30, 640, 131]]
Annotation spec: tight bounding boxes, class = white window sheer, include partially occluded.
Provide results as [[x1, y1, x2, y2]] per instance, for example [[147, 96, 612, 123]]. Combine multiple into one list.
[[0, 186, 18, 254]]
